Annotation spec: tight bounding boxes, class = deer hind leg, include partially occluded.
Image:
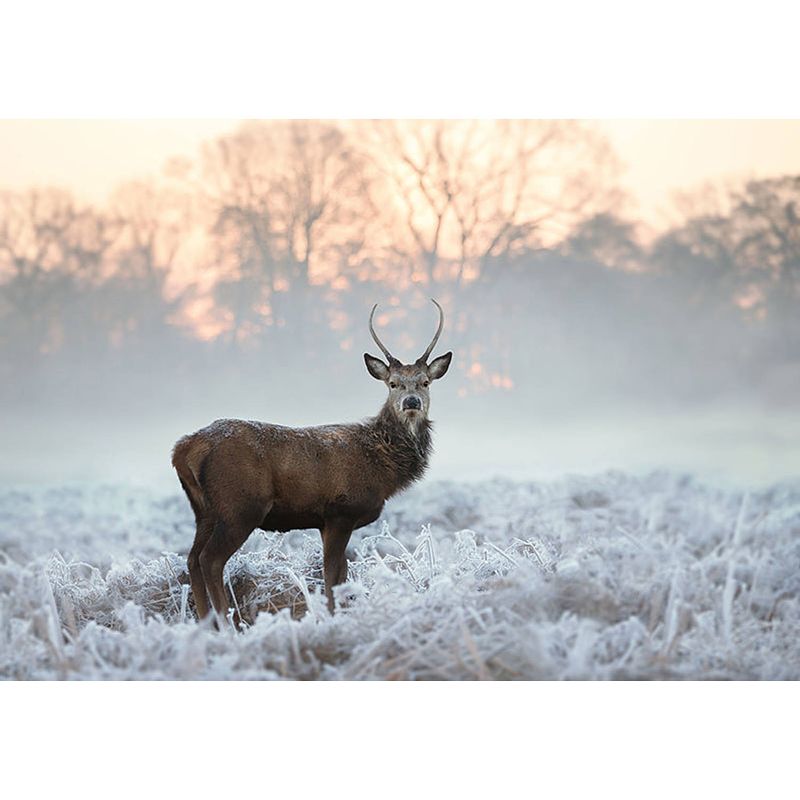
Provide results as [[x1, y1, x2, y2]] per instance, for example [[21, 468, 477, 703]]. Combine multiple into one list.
[[199, 518, 257, 629], [322, 521, 354, 613], [187, 516, 214, 620]]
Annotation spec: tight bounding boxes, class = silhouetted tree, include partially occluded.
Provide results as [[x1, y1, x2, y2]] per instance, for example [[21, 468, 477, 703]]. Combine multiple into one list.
[[362, 120, 621, 286], [199, 121, 374, 351], [563, 213, 642, 271], [0, 189, 119, 384]]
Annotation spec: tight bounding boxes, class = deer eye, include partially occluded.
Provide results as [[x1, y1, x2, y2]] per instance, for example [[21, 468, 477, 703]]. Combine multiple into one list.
[[422, 380, 430, 388], [389, 381, 397, 389]]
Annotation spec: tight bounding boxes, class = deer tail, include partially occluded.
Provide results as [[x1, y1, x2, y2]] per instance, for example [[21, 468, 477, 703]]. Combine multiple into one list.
[[171, 434, 212, 516]]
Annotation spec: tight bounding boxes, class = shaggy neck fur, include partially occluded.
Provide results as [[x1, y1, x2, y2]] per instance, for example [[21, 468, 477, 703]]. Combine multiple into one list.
[[366, 402, 433, 495]]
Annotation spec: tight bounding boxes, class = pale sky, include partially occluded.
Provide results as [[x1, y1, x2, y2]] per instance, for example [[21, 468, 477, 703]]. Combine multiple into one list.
[[1, 120, 799, 229]]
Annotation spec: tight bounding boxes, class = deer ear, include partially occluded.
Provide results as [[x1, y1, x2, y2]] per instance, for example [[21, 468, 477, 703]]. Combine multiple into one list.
[[427, 351, 452, 380], [364, 353, 390, 381]]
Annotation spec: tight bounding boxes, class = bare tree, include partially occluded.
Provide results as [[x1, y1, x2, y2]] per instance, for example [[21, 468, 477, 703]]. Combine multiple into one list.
[[111, 181, 188, 279], [362, 120, 621, 285], [198, 121, 374, 346], [103, 180, 195, 350], [272, 121, 375, 285], [661, 176, 800, 311], [0, 189, 119, 362], [732, 176, 800, 290]]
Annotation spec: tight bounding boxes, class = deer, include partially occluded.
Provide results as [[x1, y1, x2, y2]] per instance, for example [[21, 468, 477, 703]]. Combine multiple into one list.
[[171, 299, 453, 626]]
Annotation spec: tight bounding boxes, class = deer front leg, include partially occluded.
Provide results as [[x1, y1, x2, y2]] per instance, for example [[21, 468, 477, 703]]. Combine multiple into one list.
[[322, 521, 353, 613]]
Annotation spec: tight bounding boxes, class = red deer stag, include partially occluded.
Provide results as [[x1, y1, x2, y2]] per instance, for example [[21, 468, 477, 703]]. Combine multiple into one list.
[[172, 299, 452, 624]]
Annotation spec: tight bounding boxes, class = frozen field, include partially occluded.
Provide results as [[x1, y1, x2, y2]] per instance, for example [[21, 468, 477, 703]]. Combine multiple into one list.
[[1, 471, 798, 680]]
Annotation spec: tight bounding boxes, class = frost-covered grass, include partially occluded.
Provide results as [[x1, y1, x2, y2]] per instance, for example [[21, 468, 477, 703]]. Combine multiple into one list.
[[1, 472, 798, 680]]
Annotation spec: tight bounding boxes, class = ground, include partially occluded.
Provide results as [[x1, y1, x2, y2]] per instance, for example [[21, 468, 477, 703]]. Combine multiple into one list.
[[1, 471, 798, 680]]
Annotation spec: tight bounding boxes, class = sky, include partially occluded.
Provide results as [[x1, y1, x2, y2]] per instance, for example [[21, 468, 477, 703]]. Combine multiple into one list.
[[1, 120, 799, 229]]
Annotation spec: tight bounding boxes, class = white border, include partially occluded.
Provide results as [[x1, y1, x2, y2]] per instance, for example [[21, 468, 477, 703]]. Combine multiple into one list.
[[2, 1, 799, 117], [2, 682, 798, 798]]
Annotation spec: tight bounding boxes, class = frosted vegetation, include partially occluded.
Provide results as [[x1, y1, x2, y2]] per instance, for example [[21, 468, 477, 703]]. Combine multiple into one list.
[[2, 471, 798, 680]]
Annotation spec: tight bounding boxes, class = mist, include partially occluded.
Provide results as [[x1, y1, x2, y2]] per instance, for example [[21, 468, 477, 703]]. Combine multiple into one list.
[[1, 120, 798, 489]]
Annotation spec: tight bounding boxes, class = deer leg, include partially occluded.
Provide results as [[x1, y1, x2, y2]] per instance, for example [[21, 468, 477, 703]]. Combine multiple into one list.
[[322, 522, 353, 613], [187, 516, 214, 620], [199, 519, 254, 629]]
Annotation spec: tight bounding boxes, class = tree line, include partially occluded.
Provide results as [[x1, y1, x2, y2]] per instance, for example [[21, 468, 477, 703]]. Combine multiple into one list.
[[1, 121, 798, 414]]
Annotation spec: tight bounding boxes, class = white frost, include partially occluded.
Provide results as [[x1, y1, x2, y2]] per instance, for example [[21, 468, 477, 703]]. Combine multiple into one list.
[[0, 472, 798, 680]]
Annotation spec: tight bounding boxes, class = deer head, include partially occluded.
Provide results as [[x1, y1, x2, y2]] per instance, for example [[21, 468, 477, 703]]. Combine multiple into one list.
[[364, 299, 453, 427]]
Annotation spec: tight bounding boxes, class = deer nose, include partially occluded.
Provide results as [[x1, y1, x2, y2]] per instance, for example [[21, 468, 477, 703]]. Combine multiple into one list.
[[402, 395, 421, 410]]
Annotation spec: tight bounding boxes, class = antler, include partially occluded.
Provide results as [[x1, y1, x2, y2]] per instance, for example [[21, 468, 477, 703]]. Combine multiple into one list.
[[417, 298, 445, 364], [369, 304, 399, 365]]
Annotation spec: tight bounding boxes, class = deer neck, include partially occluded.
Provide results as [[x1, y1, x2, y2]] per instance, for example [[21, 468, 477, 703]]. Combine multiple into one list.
[[369, 402, 433, 494]]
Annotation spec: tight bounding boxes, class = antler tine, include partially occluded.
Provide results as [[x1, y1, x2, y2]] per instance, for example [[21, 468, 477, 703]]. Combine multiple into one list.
[[417, 298, 445, 364], [369, 304, 399, 364]]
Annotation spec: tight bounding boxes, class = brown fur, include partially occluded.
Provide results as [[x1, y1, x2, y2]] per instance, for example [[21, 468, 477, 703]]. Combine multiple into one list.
[[172, 335, 452, 624]]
